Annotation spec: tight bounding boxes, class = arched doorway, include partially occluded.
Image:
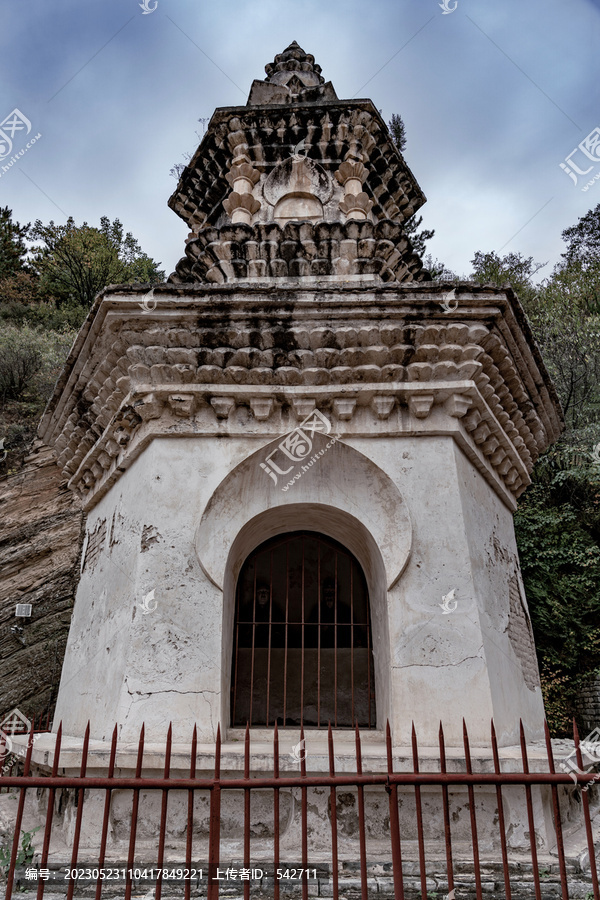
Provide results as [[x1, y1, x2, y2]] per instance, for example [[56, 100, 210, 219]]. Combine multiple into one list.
[[230, 531, 376, 728]]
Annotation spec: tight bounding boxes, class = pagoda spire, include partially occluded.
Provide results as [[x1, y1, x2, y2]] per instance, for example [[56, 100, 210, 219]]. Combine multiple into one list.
[[168, 42, 429, 284], [247, 40, 337, 105]]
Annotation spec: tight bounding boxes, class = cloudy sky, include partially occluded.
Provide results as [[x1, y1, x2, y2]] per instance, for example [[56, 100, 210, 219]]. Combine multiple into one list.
[[2, 0, 599, 282]]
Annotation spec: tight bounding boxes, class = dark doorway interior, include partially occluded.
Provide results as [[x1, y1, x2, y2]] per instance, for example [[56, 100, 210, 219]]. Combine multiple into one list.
[[230, 531, 376, 728]]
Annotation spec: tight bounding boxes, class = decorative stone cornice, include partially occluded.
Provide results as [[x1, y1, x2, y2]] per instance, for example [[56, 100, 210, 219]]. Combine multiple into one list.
[[168, 104, 426, 236], [170, 220, 426, 284], [38, 282, 564, 513]]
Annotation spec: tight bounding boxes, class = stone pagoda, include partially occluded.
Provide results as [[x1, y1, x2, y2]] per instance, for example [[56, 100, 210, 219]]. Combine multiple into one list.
[[37, 41, 563, 759]]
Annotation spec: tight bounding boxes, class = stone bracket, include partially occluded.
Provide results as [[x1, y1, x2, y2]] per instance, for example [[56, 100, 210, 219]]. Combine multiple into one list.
[[211, 397, 236, 419], [250, 398, 274, 421], [292, 398, 316, 419], [408, 394, 434, 420], [371, 396, 395, 420], [67, 381, 529, 513], [333, 398, 357, 420]]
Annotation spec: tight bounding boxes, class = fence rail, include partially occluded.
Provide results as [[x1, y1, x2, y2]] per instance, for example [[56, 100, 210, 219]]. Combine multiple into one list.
[[0, 718, 598, 900]]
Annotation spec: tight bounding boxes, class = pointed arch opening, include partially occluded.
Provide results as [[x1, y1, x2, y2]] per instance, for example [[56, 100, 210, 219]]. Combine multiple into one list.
[[230, 530, 376, 728]]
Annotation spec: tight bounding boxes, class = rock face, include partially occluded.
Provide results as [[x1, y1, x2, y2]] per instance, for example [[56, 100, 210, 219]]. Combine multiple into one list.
[[0, 440, 84, 724]]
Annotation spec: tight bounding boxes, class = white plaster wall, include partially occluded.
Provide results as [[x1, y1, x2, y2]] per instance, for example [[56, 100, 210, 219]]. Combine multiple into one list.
[[453, 445, 546, 743], [348, 435, 545, 747], [55, 432, 544, 749], [347, 436, 491, 747], [195, 432, 413, 733], [56, 434, 403, 742], [55, 437, 262, 743]]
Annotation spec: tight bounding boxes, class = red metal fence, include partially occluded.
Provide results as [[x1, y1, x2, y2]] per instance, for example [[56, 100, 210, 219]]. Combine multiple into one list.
[[0, 718, 599, 900]]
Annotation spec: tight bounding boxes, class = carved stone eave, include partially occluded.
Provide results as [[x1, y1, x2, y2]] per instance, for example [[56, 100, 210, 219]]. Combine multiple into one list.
[[38, 282, 564, 514], [169, 220, 427, 284], [167, 100, 426, 232]]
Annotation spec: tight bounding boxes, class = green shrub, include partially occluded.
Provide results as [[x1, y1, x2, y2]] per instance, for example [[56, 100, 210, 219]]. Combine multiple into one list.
[[0, 827, 40, 879], [0, 324, 76, 407], [0, 324, 77, 474], [0, 298, 87, 331], [515, 452, 600, 735]]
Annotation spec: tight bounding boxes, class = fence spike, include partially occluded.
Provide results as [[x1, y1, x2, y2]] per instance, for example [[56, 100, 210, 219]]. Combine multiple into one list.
[[410, 721, 419, 770], [244, 721, 250, 778], [411, 721, 427, 897], [191, 724, 198, 776]]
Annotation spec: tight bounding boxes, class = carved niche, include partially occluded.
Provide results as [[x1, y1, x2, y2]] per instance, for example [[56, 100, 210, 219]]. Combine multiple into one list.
[[262, 156, 334, 224]]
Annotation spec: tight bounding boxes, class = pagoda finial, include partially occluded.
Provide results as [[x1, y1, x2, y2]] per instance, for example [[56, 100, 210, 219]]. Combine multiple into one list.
[[245, 41, 335, 106], [248, 41, 338, 106], [264, 42, 325, 85]]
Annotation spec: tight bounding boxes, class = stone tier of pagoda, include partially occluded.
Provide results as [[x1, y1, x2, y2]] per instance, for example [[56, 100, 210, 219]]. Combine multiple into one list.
[[168, 42, 428, 284]]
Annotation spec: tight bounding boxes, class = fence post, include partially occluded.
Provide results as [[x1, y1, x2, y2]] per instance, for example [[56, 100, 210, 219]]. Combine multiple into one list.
[[207, 724, 221, 900]]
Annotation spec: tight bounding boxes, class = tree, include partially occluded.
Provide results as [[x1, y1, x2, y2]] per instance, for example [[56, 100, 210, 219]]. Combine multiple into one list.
[[529, 268, 600, 433], [0, 327, 43, 403], [515, 473, 600, 734], [30, 216, 165, 308], [557, 207, 600, 315], [0, 208, 30, 280], [561, 202, 600, 267], [387, 112, 435, 257], [404, 214, 435, 257], [469, 250, 546, 313], [388, 113, 406, 153], [422, 254, 458, 281], [521, 207, 600, 435]]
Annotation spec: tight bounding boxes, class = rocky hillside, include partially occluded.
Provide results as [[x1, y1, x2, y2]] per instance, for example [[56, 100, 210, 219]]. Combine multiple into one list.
[[0, 440, 84, 725]]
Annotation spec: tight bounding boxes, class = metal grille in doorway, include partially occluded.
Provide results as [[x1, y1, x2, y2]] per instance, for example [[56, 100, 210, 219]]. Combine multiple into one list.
[[231, 531, 376, 728]]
